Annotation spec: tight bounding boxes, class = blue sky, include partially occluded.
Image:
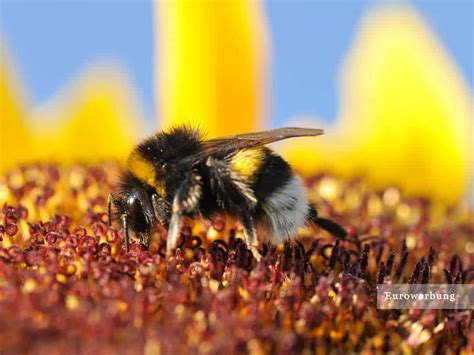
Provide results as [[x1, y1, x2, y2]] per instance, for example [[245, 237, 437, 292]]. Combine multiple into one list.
[[0, 0, 472, 128]]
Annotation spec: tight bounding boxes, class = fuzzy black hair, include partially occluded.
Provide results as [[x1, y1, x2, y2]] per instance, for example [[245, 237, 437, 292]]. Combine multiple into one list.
[[136, 125, 204, 167]]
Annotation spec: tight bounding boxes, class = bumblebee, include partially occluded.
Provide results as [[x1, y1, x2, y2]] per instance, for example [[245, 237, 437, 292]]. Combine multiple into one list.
[[108, 126, 346, 260]]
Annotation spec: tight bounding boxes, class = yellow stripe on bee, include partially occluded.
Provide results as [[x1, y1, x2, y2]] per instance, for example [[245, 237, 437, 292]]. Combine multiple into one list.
[[127, 151, 167, 197], [230, 147, 265, 181], [127, 151, 155, 186]]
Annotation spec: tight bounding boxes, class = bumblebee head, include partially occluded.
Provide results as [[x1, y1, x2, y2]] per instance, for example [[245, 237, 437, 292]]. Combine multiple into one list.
[[114, 179, 157, 248], [125, 189, 153, 232]]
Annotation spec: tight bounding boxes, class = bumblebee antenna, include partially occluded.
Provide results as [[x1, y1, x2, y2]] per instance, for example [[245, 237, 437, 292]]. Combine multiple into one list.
[[121, 214, 130, 252]]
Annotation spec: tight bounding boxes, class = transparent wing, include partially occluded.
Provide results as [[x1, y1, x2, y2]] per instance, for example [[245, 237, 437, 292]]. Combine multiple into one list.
[[178, 127, 323, 165], [202, 127, 324, 152]]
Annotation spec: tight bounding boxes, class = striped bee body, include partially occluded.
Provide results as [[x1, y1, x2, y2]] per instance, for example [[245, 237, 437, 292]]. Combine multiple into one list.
[[109, 126, 346, 258]]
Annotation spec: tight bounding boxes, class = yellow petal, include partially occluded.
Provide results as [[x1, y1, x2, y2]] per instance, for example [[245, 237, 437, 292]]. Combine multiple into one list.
[[156, 0, 269, 136], [285, 5, 472, 204], [30, 64, 144, 164], [0, 55, 143, 174], [0, 47, 35, 173]]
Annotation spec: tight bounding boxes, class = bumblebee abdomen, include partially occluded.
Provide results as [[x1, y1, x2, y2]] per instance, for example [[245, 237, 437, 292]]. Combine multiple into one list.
[[249, 151, 309, 243], [229, 147, 266, 182], [257, 175, 309, 243], [250, 149, 293, 202]]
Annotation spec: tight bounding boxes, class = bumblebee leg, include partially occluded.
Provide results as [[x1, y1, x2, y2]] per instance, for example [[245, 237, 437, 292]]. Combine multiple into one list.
[[241, 214, 262, 262], [121, 214, 130, 252], [166, 173, 202, 257], [152, 194, 170, 226], [307, 205, 347, 238], [107, 193, 116, 227], [167, 211, 182, 257]]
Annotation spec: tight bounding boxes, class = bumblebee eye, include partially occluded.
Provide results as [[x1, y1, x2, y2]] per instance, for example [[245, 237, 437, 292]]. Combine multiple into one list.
[[125, 189, 154, 234], [162, 163, 168, 170], [126, 192, 145, 221]]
